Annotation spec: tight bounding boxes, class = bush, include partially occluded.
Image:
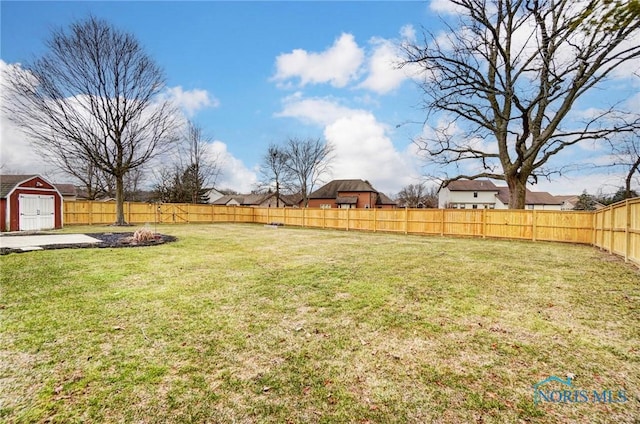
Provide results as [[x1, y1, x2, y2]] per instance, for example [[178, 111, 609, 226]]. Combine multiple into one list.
[[132, 227, 156, 243]]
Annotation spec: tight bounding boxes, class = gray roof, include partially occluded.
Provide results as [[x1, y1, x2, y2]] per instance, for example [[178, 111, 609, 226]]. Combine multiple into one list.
[[1, 174, 38, 198], [308, 179, 397, 206], [309, 179, 377, 199], [445, 179, 499, 191], [496, 187, 563, 205], [376, 192, 397, 205], [212, 192, 298, 206], [54, 183, 78, 196], [336, 196, 358, 204]]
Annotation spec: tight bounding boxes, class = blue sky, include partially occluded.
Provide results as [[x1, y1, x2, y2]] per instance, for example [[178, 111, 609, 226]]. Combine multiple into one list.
[[1, 1, 638, 196]]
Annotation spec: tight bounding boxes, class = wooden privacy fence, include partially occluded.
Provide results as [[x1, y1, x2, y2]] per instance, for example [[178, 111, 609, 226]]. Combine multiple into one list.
[[63, 198, 640, 266], [593, 198, 640, 266]]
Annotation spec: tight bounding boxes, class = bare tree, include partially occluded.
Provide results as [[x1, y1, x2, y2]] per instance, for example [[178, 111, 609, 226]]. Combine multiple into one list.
[[2, 16, 179, 224], [608, 134, 640, 200], [153, 121, 221, 203], [258, 144, 292, 207], [396, 183, 438, 208], [402, 0, 640, 208], [181, 122, 221, 203], [284, 137, 334, 207]]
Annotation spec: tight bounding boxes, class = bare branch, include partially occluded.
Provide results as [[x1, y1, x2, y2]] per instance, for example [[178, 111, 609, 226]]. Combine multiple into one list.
[[402, 0, 640, 208], [1, 16, 180, 223]]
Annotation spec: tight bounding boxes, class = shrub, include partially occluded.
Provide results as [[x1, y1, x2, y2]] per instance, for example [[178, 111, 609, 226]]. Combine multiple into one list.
[[132, 227, 156, 243]]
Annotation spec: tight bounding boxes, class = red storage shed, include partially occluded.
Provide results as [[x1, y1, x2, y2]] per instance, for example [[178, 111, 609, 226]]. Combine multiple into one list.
[[0, 175, 63, 232]]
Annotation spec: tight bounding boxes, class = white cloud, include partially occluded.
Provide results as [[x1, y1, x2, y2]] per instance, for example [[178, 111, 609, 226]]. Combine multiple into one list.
[[400, 25, 417, 43], [0, 60, 257, 193], [272, 33, 364, 88], [164, 86, 219, 117], [0, 60, 55, 176], [277, 94, 420, 195], [534, 172, 633, 196], [209, 141, 257, 192], [358, 37, 409, 94], [429, 0, 467, 15], [276, 92, 366, 126]]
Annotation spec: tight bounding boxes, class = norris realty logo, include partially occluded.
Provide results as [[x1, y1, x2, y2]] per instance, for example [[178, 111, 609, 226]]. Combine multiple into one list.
[[533, 375, 628, 405]]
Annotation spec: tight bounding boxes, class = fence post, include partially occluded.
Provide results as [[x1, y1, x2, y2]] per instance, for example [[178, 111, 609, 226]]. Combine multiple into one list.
[[532, 210, 537, 242], [88, 201, 93, 226], [609, 205, 615, 254], [625, 199, 631, 262], [373, 207, 377, 233], [323, 207, 326, 229], [482, 209, 487, 239], [601, 209, 605, 249], [404, 207, 409, 235], [302, 207, 306, 228], [346, 208, 350, 231], [440, 209, 445, 236], [592, 210, 596, 247]]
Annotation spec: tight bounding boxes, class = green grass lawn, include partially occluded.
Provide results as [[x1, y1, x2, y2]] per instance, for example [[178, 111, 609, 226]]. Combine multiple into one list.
[[1, 224, 638, 423]]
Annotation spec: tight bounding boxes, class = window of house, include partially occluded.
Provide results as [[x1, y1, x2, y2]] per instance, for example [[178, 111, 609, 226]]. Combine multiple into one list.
[[473, 192, 478, 198], [527, 205, 534, 210], [472, 204, 478, 209], [320, 204, 331, 209]]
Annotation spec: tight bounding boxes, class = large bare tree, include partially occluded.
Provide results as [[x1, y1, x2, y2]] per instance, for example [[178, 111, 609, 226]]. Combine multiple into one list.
[[284, 137, 334, 207], [2, 16, 179, 224], [403, 0, 640, 208]]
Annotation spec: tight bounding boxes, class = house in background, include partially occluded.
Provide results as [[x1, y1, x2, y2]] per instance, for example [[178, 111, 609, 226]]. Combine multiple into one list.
[[212, 192, 299, 207], [555, 195, 605, 211], [1, 174, 64, 231], [438, 179, 563, 210], [437, 180, 499, 209], [202, 187, 224, 204], [53, 183, 78, 202], [495, 187, 563, 210], [305, 179, 397, 209]]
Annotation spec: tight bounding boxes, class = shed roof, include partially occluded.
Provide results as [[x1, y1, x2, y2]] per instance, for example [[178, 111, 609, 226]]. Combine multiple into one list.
[[1, 174, 39, 198]]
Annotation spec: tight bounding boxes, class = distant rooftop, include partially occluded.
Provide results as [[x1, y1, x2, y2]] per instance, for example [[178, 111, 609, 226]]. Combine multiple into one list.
[[445, 180, 499, 192]]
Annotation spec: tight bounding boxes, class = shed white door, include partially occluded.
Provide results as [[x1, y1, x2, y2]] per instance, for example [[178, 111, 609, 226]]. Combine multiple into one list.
[[19, 194, 55, 231]]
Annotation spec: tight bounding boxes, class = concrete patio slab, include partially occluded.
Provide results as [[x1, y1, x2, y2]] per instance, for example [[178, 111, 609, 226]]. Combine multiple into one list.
[[0, 234, 102, 250]]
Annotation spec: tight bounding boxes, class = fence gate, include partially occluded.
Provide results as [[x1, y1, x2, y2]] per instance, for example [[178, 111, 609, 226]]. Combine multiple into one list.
[[158, 204, 189, 223]]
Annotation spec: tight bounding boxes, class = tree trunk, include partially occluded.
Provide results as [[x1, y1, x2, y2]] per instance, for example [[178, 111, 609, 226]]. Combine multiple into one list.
[[506, 174, 527, 209], [625, 156, 640, 199], [115, 174, 127, 225]]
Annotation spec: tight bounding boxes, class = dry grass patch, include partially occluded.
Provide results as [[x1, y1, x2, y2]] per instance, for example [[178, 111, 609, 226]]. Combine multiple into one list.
[[1, 223, 638, 423]]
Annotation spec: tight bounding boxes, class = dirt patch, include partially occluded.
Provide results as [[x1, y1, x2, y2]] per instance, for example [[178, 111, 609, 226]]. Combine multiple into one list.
[[0, 232, 177, 255]]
